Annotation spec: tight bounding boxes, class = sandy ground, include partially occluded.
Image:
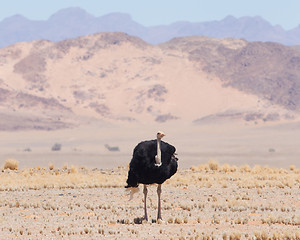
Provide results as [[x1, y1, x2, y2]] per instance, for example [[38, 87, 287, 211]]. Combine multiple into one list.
[[0, 165, 299, 239], [0, 122, 300, 239]]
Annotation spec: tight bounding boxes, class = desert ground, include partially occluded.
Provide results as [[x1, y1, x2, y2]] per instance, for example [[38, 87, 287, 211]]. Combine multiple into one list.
[[0, 122, 300, 239]]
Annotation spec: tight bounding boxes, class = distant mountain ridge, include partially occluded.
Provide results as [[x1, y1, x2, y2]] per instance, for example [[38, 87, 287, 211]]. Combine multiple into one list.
[[0, 32, 299, 130], [0, 7, 300, 48]]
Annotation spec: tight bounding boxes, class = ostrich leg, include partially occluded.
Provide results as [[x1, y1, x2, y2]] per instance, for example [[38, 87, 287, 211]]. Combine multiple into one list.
[[143, 185, 148, 221], [157, 184, 162, 220]]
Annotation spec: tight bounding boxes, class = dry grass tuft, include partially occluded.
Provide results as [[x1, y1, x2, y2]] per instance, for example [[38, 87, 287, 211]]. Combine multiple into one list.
[[208, 160, 219, 171], [221, 163, 231, 172], [62, 164, 68, 171], [239, 164, 251, 173], [3, 159, 19, 170], [289, 165, 296, 171], [48, 162, 54, 171], [0, 160, 299, 239], [71, 165, 78, 174]]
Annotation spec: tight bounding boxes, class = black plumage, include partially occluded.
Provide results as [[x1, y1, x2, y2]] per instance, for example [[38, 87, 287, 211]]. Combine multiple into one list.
[[126, 140, 178, 187]]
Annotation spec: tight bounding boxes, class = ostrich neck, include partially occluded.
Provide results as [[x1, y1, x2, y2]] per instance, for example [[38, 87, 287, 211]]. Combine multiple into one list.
[[156, 138, 161, 165]]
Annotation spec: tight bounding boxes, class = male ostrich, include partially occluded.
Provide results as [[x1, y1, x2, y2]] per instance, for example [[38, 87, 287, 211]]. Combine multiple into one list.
[[125, 131, 178, 221]]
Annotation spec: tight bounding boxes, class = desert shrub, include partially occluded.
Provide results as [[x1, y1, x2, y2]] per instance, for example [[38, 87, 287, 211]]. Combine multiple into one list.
[[208, 160, 219, 171], [51, 143, 62, 151], [3, 158, 19, 170], [239, 164, 251, 172], [24, 147, 31, 152], [71, 165, 78, 173], [49, 162, 54, 170], [268, 148, 276, 153], [289, 165, 296, 171], [62, 164, 68, 170], [221, 163, 231, 172]]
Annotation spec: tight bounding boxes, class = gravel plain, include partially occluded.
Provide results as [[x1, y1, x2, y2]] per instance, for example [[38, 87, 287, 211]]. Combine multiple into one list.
[[0, 162, 299, 239]]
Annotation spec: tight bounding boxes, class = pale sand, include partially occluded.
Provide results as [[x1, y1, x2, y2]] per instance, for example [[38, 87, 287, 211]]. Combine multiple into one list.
[[1, 121, 299, 169]]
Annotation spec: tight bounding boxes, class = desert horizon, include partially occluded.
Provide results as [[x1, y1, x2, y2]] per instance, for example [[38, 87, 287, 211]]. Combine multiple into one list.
[[1, 120, 300, 170]]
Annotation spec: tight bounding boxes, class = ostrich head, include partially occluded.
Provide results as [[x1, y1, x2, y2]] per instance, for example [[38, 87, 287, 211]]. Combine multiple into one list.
[[157, 131, 165, 140]]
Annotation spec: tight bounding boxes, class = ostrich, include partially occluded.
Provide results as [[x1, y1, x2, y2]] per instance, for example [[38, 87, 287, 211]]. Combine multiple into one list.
[[125, 131, 178, 221]]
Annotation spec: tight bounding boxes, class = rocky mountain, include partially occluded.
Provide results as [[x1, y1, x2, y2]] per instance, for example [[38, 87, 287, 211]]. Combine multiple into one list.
[[162, 37, 300, 111], [0, 7, 300, 48], [0, 32, 299, 130]]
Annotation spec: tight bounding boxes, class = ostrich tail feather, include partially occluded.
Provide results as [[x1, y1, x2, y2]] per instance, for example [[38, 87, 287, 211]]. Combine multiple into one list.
[[125, 187, 140, 201]]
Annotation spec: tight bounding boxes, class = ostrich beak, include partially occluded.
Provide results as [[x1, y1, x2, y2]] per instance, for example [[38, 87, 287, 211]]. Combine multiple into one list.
[[157, 131, 166, 139]]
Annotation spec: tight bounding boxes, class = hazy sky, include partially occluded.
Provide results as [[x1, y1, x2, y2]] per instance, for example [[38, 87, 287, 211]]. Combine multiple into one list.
[[1, 0, 299, 30]]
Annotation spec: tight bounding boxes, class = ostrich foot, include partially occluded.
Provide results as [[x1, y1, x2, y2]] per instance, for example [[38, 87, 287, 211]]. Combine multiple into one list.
[[157, 219, 165, 224]]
